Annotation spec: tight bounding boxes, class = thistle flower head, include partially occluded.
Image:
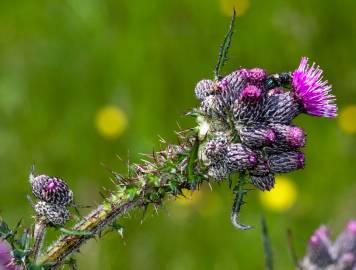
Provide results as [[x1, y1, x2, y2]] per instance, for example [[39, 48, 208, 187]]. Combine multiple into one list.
[[30, 174, 73, 206], [292, 57, 337, 117], [240, 85, 262, 100], [0, 241, 20, 270], [34, 201, 70, 226]]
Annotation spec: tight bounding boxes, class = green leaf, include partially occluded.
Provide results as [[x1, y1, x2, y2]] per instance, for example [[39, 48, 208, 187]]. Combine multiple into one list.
[[214, 9, 236, 80], [59, 228, 94, 237]]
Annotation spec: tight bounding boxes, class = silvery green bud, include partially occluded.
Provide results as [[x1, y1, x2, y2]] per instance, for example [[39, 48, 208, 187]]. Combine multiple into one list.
[[34, 201, 70, 226], [29, 174, 73, 206]]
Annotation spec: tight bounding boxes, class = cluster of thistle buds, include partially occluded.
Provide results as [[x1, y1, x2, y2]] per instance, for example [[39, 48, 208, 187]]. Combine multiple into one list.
[[300, 221, 356, 270], [195, 57, 337, 191], [29, 167, 73, 226]]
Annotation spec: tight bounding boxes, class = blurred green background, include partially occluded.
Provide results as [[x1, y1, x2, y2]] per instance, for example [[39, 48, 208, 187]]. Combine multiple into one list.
[[0, 0, 355, 269]]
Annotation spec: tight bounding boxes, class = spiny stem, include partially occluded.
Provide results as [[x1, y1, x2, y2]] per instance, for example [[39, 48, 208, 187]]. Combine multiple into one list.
[[39, 135, 207, 269], [32, 219, 47, 263], [41, 199, 141, 269]]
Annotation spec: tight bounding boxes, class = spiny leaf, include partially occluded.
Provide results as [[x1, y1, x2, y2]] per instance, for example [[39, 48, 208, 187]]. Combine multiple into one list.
[[0, 218, 13, 240], [214, 8, 236, 80], [261, 216, 273, 270], [59, 228, 94, 237], [230, 173, 253, 230]]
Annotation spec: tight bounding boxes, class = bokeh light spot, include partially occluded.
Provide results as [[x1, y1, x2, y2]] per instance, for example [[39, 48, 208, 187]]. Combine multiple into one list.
[[259, 177, 297, 212], [95, 106, 127, 139], [219, 0, 250, 17], [338, 105, 356, 134]]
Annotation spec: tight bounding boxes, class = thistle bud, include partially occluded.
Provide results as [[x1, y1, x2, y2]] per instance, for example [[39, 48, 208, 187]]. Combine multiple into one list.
[[240, 68, 268, 84], [226, 144, 257, 172], [194, 79, 215, 101], [207, 163, 230, 181], [202, 136, 228, 166], [268, 151, 305, 173], [333, 220, 356, 258], [307, 228, 334, 267], [233, 93, 263, 124], [34, 201, 70, 226], [251, 174, 275, 191], [200, 95, 227, 119], [222, 70, 246, 97], [262, 92, 301, 124], [239, 125, 276, 148], [269, 123, 306, 148], [29, 174, 73, 206]]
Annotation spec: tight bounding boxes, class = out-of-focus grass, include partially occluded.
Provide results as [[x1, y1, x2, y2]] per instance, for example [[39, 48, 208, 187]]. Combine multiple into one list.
[[0, 0, 355, 269]]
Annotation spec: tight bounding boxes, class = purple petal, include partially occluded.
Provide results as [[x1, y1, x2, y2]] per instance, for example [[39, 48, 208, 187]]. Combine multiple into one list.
[[292, 57, 337, 118]]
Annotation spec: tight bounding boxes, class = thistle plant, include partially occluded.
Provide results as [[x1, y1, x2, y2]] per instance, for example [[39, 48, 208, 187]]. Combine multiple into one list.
[[0, 12, 338, 270]]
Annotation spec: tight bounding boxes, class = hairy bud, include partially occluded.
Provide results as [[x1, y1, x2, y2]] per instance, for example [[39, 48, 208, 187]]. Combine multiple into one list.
[[262, 92, 301, 123], [251, 174, 275, 191], [239, 126, 276, 148], [34, 201, 70, 226], [268, 151, 305, 173], [30, 174, 73, 206], [226, 144, 257, 172]]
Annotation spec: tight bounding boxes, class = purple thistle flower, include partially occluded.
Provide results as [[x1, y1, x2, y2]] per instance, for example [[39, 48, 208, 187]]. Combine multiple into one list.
[[240, 85, 262, 100], [292, 57, 337, 117], [240, 68, 268, 83], [0, 241, 20, 270]]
